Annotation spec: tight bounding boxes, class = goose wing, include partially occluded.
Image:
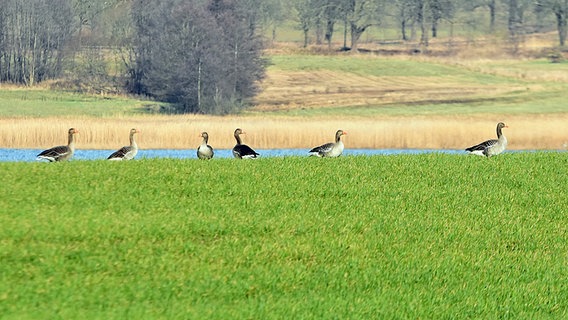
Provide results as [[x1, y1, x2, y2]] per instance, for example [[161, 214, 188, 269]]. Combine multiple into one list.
[[37, 145, 70, 160], [233, 144, 259, 158], [309, 142, 334, 155], [108, 146, 132, 160], [465, 139, 498, 152]]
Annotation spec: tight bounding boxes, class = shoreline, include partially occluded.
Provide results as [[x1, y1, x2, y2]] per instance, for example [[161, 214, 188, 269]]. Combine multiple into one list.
[[1, 114, 567, 150]]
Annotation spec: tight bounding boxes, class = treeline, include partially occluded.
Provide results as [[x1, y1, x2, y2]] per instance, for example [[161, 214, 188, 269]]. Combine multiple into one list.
[[0, 0, 567, 114], [293, 0, 568, 50], [0, 0, 73, 86], [0, 0, 266, 114]]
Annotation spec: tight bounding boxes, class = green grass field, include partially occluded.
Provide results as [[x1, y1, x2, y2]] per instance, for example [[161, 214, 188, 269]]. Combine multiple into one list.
[[254, 54, 568, 116], [2, 55, 568, 118], [0, 88, 161, 118], [1, 154, 567, 318]]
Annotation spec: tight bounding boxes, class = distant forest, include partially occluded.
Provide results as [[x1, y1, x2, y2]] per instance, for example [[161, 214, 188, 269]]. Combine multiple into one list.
[[0, 0, 566, 114]]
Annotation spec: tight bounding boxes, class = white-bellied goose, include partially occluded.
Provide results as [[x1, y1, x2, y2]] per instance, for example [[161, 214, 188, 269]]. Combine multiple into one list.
[[465, 122, 508, 157], [232, 128, 259, 159], [309, 130, 347, 158], [197, 132, 214, 160], [37, 128, 79, 162], [108, 128, 139, 160]]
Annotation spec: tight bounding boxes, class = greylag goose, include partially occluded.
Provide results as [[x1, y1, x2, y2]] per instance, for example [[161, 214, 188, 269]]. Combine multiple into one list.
[[232, 128, 259, 159], [37, 128, 79, 162], [108, 128, 139, 160], [309, 130, 347, 157], [465, 122, 508, 157], [197, 132, 214, 160]]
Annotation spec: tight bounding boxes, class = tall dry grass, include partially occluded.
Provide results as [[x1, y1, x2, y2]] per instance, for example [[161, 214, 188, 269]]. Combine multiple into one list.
[[1, 114, 567, 150]]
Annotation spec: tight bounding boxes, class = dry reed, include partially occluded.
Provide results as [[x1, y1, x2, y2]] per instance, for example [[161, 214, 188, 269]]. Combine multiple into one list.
[[1, 114, 566, 150]]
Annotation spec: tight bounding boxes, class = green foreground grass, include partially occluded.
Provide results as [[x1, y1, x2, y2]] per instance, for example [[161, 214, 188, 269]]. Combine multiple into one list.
[[1, 154, 567, 318]]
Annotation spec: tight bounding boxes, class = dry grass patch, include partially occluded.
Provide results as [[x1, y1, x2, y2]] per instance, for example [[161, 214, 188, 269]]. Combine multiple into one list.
[[254, 70, 527, 112], [1, 114, 567, 150]]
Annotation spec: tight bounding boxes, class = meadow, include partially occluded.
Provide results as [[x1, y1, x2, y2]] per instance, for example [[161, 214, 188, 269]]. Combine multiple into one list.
[[1, 153, 567, 318], [2, 19, 568, 319], [1, 53, 568, 150]]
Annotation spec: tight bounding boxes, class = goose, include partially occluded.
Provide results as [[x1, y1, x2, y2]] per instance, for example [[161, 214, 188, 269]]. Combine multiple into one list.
[[197, 132, 214, 160], [309, 130, 347, 157], [232, 128, 259, 159], [108, 128, 140, 160], [465, 122, 508, 157], [37, 128, 79, 162]]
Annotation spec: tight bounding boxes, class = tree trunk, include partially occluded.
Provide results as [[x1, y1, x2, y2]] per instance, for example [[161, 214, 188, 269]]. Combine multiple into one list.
[[350, 23, 366, 52], [431, 19, 438, 38], [556, 10, 567, 47], [197, 58, 202, 112], [419, 1, 428, 47], [325, 19, 334, 49], [315, 18, 323, 45], [508, 0, 518, 35], [343, 19, 348, 49], [508, 0, 520, 53], [272, 27, 277, 43], [488, 0, 496, 33]]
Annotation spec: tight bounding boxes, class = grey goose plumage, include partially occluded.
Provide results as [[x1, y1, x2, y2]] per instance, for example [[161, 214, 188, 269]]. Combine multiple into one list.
[[37, 128, 79, 162], [108, 128, 139, 160], [309, 130, 347, 157], [465, 122, 508, 157], [197, 132, 214, 160]]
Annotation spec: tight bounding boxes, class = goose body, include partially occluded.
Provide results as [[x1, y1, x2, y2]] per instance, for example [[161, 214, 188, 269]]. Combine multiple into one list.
[[465, 122, 508, 157], [108, 128, 139, 160], [232, 128, 259, 159], [309, 130, 347, 158], [197, 132, 214, 160], [37, 128, 78, 162]]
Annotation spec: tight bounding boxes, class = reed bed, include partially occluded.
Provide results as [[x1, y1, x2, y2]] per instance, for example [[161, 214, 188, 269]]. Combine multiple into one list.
[[1, 114, 566, 150]]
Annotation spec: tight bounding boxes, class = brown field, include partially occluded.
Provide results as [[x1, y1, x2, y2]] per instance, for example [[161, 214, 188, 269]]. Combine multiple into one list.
[[1, 38, 567, 151], [252, 67, 532, 112], [1, 113, 566, 151]]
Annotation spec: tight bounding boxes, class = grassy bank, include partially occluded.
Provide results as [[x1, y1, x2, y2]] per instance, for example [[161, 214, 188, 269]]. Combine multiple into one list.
[[1, 55, 568, 149], [0, 87, 154, 118], [1, 154, 567, 318]]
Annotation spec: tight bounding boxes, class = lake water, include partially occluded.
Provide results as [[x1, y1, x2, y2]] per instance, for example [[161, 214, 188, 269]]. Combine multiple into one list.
[[0, 148, 469, 162]]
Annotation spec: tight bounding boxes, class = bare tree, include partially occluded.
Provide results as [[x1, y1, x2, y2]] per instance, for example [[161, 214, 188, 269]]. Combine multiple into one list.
[[129, 0, 266, 114], [392, 0, 416, 41], [506, 0, 533, 53], [537, 0, 568, 46], [343, 0, 383, 51], [429, 0, 454, 38], [0, 0, 73, 85], [293, 0, 319, 47], [467, 0, 497, 33]]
